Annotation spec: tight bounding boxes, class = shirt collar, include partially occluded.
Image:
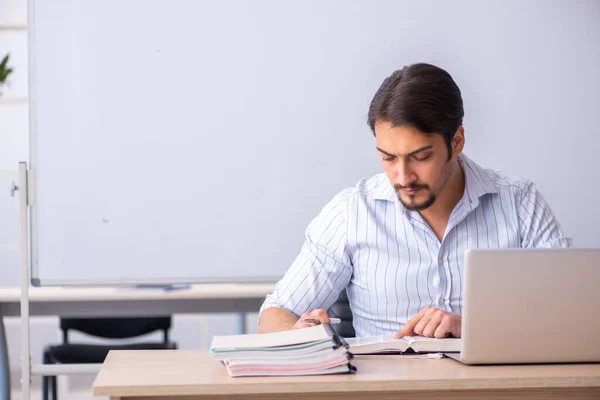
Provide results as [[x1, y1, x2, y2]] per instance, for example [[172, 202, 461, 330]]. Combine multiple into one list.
[[459, 153, 498, 206], [373, 174, 397, 202]]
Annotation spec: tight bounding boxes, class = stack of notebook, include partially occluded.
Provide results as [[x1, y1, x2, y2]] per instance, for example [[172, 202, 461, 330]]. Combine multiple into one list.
[[210, 324, 355, 377]]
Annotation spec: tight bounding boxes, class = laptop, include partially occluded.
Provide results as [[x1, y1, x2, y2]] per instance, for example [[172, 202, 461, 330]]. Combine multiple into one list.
[[447, 248, 600, 364]]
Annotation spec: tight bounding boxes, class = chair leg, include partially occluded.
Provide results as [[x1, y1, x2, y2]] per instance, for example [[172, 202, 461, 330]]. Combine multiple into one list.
[[51, 375, 58, 400], [42, 375, 48, 400], [42, 351, 49, 400]]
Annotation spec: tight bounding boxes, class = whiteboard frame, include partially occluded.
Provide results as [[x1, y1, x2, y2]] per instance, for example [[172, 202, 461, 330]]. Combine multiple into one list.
[[27, 0, 39, 286], [25, 0, 599, 285], [25, 0, 282, 286]]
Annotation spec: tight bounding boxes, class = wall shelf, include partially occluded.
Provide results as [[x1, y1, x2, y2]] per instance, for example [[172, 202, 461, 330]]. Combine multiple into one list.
[[0, 24, 27, 31], [0, 97, 28, 105]]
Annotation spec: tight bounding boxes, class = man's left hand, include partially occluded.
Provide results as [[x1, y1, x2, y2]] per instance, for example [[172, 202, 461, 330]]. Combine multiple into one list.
[[394, 307, 461, 339]]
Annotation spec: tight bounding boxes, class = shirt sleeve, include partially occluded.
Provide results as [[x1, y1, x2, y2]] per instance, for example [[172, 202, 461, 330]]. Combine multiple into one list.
[[518, 182, 572, 248], [259, 189, 354, 317]]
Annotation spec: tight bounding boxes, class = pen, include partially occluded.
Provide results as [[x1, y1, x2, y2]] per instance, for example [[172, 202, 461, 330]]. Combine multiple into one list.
[[163, 284, 191, 292], [303, 317, 341, 324]]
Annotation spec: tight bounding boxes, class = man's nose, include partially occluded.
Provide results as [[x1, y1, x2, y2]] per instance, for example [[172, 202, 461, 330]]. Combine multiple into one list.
[[396, 161, 416, 187]]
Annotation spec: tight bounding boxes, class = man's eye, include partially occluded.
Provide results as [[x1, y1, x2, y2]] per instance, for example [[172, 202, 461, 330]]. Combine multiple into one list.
[[382, 156, 395, 162], [414, 154, 431, 161]]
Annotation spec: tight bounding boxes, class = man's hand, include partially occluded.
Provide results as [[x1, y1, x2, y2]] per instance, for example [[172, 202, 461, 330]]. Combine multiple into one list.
[[292, 309, 331, 330], [394, 307, 461, 338]]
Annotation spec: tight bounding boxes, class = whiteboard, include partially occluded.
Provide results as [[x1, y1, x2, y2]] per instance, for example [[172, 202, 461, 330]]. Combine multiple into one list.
[[28, 0, 600, 285]]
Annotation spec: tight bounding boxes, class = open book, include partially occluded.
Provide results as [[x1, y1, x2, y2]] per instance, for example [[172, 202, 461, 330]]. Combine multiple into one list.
[[210, 324, 356, 377], [345, 335, 461, 355]]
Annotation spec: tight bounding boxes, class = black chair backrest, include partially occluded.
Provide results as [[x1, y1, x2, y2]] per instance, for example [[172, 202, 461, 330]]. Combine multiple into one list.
[[60, 316, 172, 343], [327, 289, 355, 338]]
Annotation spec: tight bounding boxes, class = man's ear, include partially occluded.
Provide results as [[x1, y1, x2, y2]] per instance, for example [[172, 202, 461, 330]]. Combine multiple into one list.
[[452, 126, 465, 157]]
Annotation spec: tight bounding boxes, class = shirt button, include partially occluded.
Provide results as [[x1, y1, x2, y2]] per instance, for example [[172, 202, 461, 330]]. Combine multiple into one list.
[[438, 298, 445, 305], [438, 258, 443, 266]]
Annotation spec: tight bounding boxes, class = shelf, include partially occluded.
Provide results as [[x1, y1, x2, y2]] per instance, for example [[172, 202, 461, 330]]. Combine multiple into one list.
[[0, 24, 28, 31], [0, 97, 28, 105]]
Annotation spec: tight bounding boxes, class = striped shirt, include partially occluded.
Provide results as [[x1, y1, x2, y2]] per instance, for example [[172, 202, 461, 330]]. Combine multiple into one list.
[[260, 154, 572, 337]]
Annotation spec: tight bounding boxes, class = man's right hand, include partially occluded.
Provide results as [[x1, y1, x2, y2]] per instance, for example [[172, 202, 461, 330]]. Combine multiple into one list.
[[292, 309, 331, 330]]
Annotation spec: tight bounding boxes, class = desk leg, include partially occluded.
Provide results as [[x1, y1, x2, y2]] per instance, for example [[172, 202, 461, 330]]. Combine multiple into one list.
[[0, 314, 10, 400]]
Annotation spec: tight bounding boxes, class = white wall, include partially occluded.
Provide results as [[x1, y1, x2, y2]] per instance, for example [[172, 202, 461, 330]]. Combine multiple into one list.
[[1, 0, 598, 397], [0, 1, 255, 398], [0, 0, 27, 284]]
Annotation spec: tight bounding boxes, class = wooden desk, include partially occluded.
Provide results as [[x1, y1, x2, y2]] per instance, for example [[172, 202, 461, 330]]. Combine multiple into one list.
[[0, 283, 274, 400], [93, 350, 600, 400]]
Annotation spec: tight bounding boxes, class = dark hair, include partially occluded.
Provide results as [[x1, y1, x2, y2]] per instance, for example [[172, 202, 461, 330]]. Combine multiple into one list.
[[367, 63, 464, 159]]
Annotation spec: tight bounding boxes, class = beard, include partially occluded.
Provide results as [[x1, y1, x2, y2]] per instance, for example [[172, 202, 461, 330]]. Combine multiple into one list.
[[393, 162, 454, 211], [394, 183, 437, 211]]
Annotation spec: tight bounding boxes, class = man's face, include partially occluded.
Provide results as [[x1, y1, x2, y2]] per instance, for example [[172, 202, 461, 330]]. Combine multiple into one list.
[[374, 122, 459, 211]]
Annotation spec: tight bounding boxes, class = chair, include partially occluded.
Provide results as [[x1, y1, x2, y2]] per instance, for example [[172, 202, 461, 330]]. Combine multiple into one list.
[[42, 316, 177, 400], [327, 289, 355, 338]]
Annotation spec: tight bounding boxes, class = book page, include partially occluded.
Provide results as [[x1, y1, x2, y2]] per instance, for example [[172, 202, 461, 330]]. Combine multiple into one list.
[[345, 335, 410, 354], [345, 335, 401, 347], [406, 336, 432, 345], [405, 336, 461, 352], [405, 336, 453, 344]]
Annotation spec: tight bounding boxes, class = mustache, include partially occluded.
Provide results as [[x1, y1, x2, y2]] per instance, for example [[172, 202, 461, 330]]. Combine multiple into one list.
[[394, 183, 429, 191]]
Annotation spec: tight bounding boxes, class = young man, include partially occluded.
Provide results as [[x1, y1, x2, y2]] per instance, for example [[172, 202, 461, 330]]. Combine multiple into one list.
[[258, 63, 571, 338]]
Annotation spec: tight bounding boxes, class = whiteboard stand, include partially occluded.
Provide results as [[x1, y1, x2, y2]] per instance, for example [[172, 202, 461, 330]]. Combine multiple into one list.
[[17, 161, 31, 400], [16, 162, 100, 400], [14, 161, 250, 400]]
